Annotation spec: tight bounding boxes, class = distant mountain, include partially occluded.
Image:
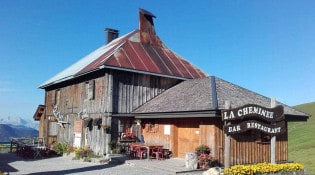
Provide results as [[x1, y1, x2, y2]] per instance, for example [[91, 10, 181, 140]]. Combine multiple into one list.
[[0, 116, 39, 130], [0, 116, 39, 142], [0, 124, 38, 142]]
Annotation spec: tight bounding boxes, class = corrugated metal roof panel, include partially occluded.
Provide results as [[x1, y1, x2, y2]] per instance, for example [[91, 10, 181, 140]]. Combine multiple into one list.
[[154, 47, 183, 77], [144, 44, 173, 75], [129, 41, 161, 73], [39, 45, 111, 88], [75, 30, 137, 75], [166, 50, 194, 78], [40, 9, 207, 88], [115, 48, 134, 69], [123, 42, 148, 71]]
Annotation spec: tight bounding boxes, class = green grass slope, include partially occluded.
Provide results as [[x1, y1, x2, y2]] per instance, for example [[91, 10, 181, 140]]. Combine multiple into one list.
[[288, 102, 315, 174]]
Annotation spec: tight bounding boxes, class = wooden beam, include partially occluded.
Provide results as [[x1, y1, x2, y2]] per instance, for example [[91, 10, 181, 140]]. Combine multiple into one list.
[[271, 97, 276, 164], [224, 101, 231, 168]]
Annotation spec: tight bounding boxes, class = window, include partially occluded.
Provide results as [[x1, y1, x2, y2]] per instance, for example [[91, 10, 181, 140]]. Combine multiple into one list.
[[52, 89, 60, 105], [86, 80, 95, 100]]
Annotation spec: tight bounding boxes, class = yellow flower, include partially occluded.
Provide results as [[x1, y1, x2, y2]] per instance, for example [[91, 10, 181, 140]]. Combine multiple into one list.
[[224, 162, 304, 175]]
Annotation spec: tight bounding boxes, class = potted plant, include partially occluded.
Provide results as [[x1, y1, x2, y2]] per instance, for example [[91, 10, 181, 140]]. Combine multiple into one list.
[[195, 144, 218, 169], [198, 153, 209, 169], [121, 129, 136, 140], [195, 144, 211, 154]]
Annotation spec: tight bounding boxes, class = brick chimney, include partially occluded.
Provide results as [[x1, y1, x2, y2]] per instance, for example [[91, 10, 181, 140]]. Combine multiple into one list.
[[105, 28, 119, 44], [139, 8, 162, 47]]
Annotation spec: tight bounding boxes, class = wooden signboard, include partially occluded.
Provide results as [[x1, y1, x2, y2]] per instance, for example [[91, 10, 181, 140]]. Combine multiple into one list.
[[223, 101, 284, 166], [74, 120, 83, 133], [224, 120, 285, 135], [222, 104, 285, 136], [222, 104, 284, 122]]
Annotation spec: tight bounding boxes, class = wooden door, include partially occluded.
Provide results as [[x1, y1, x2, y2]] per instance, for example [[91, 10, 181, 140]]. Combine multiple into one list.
[[177, 119, 200, 157]]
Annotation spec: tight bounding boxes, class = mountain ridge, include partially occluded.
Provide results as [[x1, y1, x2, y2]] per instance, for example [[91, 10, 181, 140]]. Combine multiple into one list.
[[0, 116, 39, 130], [0, 116, 39, 142], [0, 124, 38, 142]]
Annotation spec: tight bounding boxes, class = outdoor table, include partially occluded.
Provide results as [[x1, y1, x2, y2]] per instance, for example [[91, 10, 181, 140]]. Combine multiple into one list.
[[10, 137, 47, 159], [31, 145, 47, 159], [129, 144, 164, 160]]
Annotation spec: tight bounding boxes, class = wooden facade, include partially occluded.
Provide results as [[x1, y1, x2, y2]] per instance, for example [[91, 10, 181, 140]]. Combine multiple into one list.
[[40, 69, 180, 155], [134, 117, 288, 166]]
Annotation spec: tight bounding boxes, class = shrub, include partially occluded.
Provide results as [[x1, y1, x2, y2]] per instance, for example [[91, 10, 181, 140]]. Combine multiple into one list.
[[113, 145, 125, 154], [73, 146, 97, 161], [224, 162, 304, 175], [54, 141, 72, 155]]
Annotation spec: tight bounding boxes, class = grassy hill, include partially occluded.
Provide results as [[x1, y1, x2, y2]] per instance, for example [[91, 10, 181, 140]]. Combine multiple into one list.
[[288, 102, 315, 174]]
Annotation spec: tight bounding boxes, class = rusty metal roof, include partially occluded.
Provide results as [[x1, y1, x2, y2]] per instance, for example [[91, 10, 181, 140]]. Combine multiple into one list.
[[40, 9, 207, 88]]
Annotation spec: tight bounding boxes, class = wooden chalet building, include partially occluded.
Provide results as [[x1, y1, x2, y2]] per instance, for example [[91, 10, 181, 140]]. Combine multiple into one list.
[[35, 8, 206, 155], [34, 8, 309, 166]]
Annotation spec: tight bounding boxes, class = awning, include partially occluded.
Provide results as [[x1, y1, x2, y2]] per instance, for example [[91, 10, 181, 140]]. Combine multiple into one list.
[[33, 105, 45, 121]]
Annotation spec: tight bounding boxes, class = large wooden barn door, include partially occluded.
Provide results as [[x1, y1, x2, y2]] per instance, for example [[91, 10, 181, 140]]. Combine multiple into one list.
[[177, 119, 200, 158]]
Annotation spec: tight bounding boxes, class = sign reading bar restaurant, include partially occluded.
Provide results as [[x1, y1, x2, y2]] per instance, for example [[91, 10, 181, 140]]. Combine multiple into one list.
[[224, 120, 286, 135], [222, 104, 285, 136], [222, 104, 284, 122]]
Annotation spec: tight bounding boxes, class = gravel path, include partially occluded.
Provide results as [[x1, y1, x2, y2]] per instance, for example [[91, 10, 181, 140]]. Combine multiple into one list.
[[0, 153, 205, 175]]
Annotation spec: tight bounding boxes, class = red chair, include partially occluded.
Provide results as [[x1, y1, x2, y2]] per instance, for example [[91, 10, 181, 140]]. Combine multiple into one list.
[[138, 146, 148, 159], [129, 144, 138, 158], [130, 145, 147, 159], [150, 146, 163, 160]]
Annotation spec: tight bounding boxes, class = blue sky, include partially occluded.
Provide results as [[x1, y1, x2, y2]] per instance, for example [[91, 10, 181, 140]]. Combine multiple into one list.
[[1, 0, 314, 120]]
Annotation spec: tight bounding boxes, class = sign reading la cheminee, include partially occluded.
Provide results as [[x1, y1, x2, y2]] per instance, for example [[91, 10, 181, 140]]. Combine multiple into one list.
[[222, 104, 285, 135], [222, 104, 284, 122]]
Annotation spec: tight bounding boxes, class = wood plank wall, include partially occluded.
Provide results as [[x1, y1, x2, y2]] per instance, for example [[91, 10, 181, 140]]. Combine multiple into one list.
[[43, 70, 179, 155], [209, 118, 288, 166], [112, 71, 180, 113], [140, 117, 288, 167], [141, 119, 176, 153], [218, 119, 288, 166], [44, 71, 112, 154], [228, 132, 288, 165]]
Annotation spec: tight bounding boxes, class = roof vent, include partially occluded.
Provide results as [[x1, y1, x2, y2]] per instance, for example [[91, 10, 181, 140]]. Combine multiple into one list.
[[139, 8, 162, 46], [139, 8, 156, 35], [105, 28, 119, 44]]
